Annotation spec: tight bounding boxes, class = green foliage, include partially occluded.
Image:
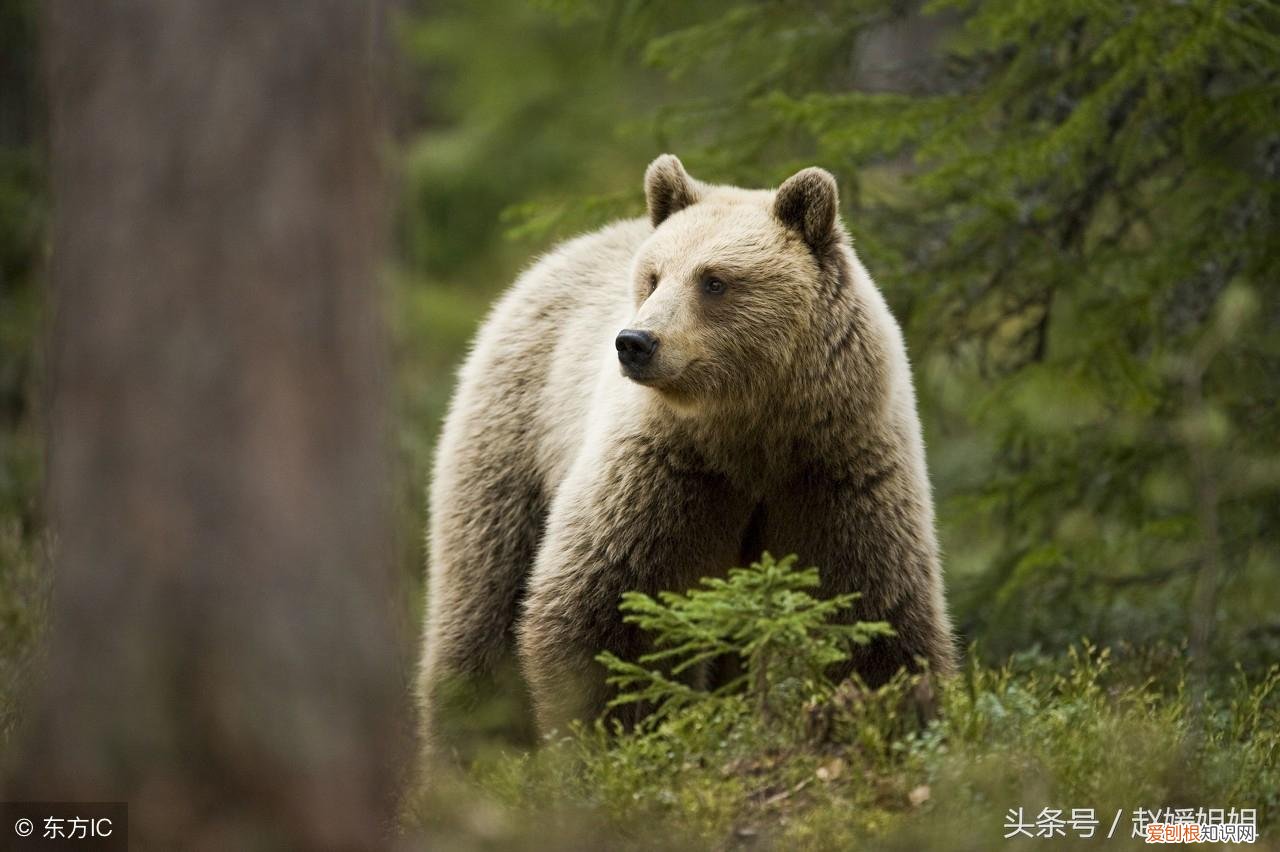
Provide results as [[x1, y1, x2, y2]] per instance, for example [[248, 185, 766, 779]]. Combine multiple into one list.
[[419, 637, 1280, 849], [392, 0, 665, 283], [597, 552, 893, 730], [411, 558, 1277, 847]]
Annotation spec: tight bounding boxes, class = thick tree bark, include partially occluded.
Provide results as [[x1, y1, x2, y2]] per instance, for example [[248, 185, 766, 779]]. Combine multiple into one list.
[[8, 2, 407, 848]]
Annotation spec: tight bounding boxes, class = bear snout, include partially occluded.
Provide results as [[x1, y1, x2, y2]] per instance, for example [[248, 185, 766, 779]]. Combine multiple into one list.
[[616, 329, 659, 375]]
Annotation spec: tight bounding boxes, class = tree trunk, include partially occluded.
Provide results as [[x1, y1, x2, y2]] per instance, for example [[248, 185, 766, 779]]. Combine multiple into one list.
[[8, 2, 408, 847]]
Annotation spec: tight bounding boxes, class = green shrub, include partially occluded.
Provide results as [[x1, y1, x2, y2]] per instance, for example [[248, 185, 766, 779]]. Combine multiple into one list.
[[596, 552, 893, 734]]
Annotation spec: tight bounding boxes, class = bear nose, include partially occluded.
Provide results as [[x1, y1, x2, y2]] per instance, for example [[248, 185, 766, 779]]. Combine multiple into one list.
[[615, 329, 659, 370]]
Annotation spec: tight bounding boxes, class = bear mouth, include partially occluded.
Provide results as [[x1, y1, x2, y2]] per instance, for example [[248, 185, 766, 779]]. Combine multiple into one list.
[[620, 362, 661, 384], [620, 358, 699, 391]]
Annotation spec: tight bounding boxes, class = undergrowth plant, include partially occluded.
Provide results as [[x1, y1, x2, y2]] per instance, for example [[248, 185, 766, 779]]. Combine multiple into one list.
[[596, 552, 894, 734], [443, 560, 1280, 850]]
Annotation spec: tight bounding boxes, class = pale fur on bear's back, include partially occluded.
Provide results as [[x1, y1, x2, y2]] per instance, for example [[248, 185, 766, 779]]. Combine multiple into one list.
[[418, 156, 956, 760]]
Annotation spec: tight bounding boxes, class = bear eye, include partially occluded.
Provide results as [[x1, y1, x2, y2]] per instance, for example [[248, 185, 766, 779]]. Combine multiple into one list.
[[647, 273, 659, 294], [703, 277, 726, 296]]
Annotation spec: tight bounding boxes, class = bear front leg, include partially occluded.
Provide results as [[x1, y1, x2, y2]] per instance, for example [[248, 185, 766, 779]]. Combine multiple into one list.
[[418, 444, 546, 764], [765, 455, 958, 687], [517, 435, 752, 736]]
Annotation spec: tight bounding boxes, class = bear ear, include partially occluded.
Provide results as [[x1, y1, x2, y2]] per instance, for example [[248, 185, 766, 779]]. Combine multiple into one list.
[[645, 154, 703, 227], [773, 167, 839, 251]]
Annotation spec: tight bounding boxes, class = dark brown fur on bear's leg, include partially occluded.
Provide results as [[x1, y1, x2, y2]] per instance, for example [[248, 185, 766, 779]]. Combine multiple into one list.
[[842, 593, 956, 686], [763, 454, 958, 687], [417, 442, 546, 766], [516, 433, 754, 735]]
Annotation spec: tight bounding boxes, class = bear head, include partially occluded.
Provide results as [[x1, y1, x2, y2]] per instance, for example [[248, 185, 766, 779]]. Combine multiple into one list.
[[619, 154, 842, 408]]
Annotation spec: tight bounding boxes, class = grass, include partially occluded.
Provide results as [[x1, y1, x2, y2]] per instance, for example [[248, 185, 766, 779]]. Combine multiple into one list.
[[403, 557, 1280, 850]]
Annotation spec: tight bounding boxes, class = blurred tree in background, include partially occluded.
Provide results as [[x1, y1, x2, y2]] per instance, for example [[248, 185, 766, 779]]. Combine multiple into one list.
[[394, 0, 1280, 670], [9, 1, 407, 845]]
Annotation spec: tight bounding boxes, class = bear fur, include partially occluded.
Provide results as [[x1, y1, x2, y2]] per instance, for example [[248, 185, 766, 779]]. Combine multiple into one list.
[[418, 155, 956, 755]]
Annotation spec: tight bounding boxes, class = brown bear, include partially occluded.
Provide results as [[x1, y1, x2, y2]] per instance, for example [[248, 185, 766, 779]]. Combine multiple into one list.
[[417, 155, 956, 756]]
